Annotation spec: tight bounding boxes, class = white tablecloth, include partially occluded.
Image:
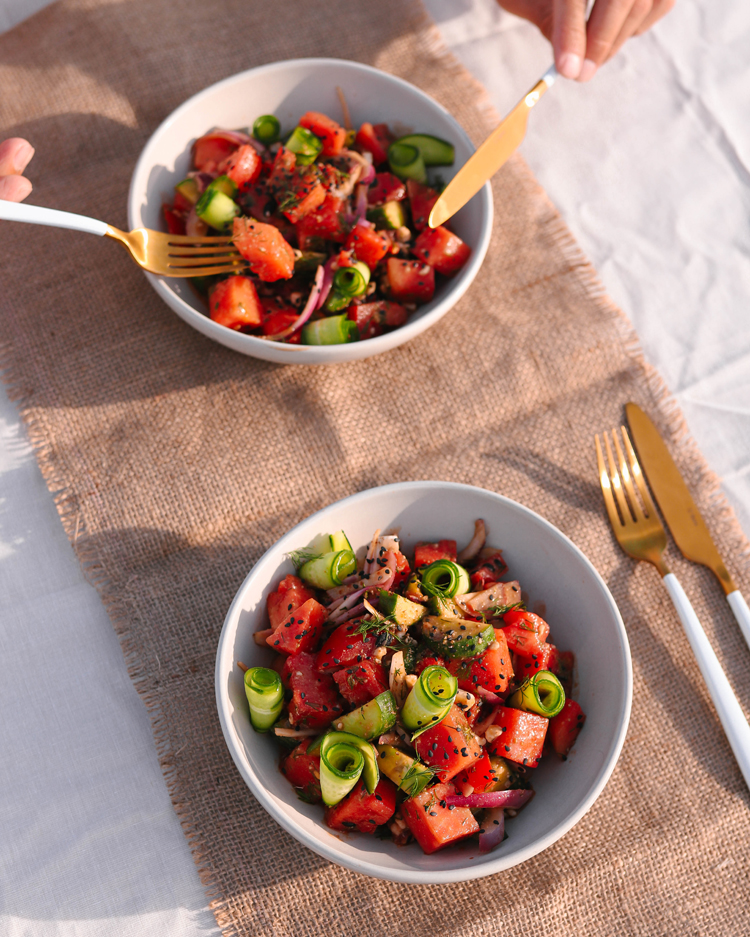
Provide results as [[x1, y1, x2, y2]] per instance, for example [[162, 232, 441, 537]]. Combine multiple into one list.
[[1, 1, 748, 935]]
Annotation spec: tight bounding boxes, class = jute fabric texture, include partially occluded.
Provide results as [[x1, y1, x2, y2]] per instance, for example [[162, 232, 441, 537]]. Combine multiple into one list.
[[1, 1, 749, 934]]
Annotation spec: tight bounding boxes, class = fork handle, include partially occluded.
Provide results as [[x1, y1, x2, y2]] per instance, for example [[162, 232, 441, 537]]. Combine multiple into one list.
[[0, 198, 108, 236], [727, 590, 750, 653], [664, 573, 750, 789]]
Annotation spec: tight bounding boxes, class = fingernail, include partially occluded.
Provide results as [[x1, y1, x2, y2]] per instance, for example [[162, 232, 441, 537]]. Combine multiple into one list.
[[578, 59, 598, 83], [12, 140, 34, 173], [557, 53, 582, 80]]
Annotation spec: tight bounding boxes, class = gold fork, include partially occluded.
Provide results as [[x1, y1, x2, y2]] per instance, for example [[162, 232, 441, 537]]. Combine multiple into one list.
[[596, 426, 750, 789], [0, 199, 244, 277]]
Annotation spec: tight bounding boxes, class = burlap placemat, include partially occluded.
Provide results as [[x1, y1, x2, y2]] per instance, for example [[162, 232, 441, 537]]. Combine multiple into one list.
[[1, 1, 749, 934]]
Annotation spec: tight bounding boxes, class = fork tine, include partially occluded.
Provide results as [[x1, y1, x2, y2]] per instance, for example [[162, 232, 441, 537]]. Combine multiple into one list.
[[603, 430, 634, 524], [612, 427, 645, 522], [166, 244, 244, 257], [162, 264, 246, 277], [163, 234, 235, 245], [620, 426, 660, 518], [595, 434, 624, 530]]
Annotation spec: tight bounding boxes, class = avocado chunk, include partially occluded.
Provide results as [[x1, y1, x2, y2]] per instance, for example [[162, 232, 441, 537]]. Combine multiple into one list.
[[421, 615, 495, 660], [426, 595, 464, 619], [378, 590, 426, 627], [376, 745, 434, 796]]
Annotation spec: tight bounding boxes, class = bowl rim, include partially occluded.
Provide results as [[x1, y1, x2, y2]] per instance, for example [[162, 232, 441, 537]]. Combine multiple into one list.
[[215, 480, 633, 883], [128, 57, 493, 363]]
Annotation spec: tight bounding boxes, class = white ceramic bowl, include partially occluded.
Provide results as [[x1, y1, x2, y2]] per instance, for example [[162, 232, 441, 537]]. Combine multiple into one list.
[[128, 58, 493, 365], [215, 482, 632, 883]]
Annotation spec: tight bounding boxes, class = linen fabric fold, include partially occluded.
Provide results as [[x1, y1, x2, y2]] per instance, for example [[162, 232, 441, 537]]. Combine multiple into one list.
[[0, 0, 748, 934]]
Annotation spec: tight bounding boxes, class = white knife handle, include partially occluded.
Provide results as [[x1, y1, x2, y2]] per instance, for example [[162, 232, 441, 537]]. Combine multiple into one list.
[[663, 573, 750, 790], [0, 198, 108, 236], [542, 64, 559, 88], [727, 590, 750, 653]]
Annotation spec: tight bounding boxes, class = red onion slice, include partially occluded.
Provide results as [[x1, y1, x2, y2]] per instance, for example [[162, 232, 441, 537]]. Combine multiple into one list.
[[262, 265, 324, 341], [457, 519, 486, 564], [316, 256, 337, 311], [478, 808, 505, 852], [474, 687, 504, 706], [445, 789, 534, 810]]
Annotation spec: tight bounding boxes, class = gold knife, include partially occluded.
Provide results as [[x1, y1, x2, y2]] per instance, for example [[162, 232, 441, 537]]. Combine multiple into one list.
[[626, 402, 750, 649], [428, 64, 558, 229]]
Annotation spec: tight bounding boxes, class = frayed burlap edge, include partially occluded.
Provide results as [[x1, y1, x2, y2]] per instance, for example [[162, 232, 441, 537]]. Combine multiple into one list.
[[0, 2, 748, 935]]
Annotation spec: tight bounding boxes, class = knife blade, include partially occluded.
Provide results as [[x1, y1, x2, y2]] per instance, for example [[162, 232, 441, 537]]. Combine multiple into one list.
[[626, 402, 750, 648], [428, 64, 558, 230]]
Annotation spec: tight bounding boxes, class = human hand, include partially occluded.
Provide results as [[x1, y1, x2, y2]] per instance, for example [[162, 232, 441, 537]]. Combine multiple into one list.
[[497, 0, 675, 81], [0, 138, 35, 201]]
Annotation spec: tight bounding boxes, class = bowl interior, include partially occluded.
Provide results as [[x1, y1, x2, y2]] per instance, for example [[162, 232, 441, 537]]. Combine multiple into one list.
[[128, 58, 492, 364], [215, 482, 632, 883]]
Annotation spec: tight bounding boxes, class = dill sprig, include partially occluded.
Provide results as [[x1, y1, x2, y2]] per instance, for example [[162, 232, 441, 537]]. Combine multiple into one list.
[[486, 601, 525, 619], [286, 548, 322, 571]]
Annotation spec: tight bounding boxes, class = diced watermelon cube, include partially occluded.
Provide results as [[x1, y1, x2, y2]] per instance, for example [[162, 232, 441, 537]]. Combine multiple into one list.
[[324, 777, 397, 833], [549, 699, 586, 758], [232, 217, 295, 282], [355, 122, 393, 165], [413, 225, 471, 277], [401, 782, 479, 854], [266, 574, 316, 630], [219, 144, 262, 189], [299, 111, 347, 157], [414, 705, 483, 781], [414, 540, 457, 567], [345, 223, 390, 269], [285, 652, 344, 729], [208, 276, 263, 331], [386, 258, 435, 304], [447, 628, 513, 694], [333, 659, 388, 707], [367, 172, 407, 205], [316, 622, 378, 673], [282, 739, 322, 803], [266, 597, 327, 655], [488, 706, 548, 767]]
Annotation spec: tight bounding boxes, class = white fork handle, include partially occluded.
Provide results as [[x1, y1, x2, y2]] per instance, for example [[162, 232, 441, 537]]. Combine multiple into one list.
[[727, 590, 750, 652], [0, 198, 108, 236], [663, 573, 750, 789]]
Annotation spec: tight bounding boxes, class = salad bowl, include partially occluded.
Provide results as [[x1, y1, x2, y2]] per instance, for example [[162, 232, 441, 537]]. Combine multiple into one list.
[[215, 481, 632, 883], [128, 58, 493, 365]]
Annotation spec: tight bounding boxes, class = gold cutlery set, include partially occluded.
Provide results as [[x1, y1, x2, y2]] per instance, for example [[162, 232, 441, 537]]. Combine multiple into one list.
[[597, 405, 750, 788]]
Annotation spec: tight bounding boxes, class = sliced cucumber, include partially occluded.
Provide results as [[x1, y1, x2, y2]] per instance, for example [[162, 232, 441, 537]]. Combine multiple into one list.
[[195, 188, 239, 230], [378, 590, 425, 627], [286, 126, 323, 165], [394, 133, 455, 167], [421, 615, 495, 659], [388, 142, 427, 183], [299, 549, 356, 589], [366, 200, 407, 230], [174, 177, 200, 206], [336, 691, 397, 739], [377, 745, 434, 797], [320, 731, 379, 794], [420, 559, 471, 597], [208, 174, 238, 198], [329, 530, 353, 552]]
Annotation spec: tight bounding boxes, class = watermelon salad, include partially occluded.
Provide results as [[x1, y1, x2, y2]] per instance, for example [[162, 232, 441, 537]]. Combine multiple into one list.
[[163, 108, 472, 344], [239, 521, 586, 855]]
